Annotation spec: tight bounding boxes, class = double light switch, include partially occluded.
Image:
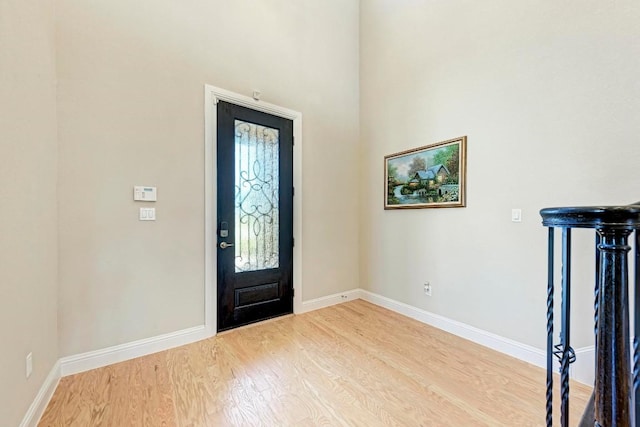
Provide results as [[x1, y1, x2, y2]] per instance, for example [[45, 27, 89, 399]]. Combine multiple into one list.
[[139, 208, 156, 221]]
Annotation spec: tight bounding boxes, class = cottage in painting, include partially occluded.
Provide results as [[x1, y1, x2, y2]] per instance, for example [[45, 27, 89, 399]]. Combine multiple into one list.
[[410, 164, 450, 189]]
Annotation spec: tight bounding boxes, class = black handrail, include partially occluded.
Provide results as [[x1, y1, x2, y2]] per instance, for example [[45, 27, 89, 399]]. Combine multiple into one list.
[[540, 203, 640, 427]]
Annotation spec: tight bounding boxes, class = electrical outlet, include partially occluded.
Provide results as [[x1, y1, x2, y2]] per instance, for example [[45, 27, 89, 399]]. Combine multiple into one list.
[[424, 282, 432, 296], [26, 352, 33, 378]]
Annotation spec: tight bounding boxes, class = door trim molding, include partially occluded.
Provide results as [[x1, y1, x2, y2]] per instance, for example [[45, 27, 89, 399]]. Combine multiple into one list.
[[204, 85, 303, 334]]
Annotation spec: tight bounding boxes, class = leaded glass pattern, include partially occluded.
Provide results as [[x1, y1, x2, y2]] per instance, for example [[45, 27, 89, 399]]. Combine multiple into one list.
[[234, 120, 279, 272]]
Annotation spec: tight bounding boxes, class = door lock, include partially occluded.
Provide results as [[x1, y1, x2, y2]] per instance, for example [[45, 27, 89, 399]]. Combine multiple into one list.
[[219, 221, 229, 238], [219, 241, 234, 249]]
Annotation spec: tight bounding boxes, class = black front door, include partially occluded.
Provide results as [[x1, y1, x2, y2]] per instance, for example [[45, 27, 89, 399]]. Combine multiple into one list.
[[216, 100, 294, 332]]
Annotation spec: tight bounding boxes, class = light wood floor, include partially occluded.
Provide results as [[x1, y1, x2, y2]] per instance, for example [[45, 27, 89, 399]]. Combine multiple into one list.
[[39, 300, 591, 426]]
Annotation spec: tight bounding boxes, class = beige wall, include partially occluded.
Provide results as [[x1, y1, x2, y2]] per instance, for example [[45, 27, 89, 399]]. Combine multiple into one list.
[[56, 0, 360, 356], [0, 0, 59, 425], [360, 0, 640, 349], [9, 2, 640, 421]]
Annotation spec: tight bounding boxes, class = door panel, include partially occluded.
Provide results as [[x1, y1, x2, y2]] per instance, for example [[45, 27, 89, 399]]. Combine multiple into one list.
[[217, 101, 293, 332]]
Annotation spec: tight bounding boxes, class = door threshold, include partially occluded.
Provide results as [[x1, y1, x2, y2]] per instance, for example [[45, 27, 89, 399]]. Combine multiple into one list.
[[217, 313, 294, 335]]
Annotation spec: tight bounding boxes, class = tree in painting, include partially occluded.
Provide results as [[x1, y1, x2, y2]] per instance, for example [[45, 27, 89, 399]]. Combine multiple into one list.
[[387, 163, 400, 204], [431, 145, 459, 182], [407, 156, 427, 178]]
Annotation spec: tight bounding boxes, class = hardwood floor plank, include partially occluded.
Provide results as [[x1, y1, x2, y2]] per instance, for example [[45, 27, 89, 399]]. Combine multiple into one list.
[[304, 303, 507, 426], [39, 299, 591, 426]]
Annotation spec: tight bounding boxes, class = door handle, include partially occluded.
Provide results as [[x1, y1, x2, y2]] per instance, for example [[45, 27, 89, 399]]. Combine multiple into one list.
[[219, 241, 235, 249]]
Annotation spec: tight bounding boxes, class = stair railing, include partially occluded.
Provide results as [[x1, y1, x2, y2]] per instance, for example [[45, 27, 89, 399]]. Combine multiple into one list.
[[540, 202, 640, 427]]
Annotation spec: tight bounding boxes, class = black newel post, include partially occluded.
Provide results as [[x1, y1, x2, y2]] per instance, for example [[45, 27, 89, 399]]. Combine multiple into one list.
[[594, 228, 632, 426]]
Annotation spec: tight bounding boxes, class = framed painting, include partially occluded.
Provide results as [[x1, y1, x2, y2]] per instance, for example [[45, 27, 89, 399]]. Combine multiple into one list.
[[384, 136, 467, 209]]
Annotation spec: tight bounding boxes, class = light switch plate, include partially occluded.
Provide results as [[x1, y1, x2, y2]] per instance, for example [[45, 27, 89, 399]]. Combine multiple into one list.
[[512, 208, 522, 222], [139, 207, 156, 221], [26, 352, 33, 378]]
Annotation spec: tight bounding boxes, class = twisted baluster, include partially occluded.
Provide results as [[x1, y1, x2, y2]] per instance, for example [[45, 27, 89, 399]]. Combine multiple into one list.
[[561, 350, 571, 426], [559, 228, 572, 427], [634, 337, 640, 393], [635, 229, 640, 427], [546, 227, 554, 427], [595, 233, 600, 351]]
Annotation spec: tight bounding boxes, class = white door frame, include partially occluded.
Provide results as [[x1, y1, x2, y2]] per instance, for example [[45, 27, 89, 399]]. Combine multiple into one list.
[[204, 85, 303, 335]]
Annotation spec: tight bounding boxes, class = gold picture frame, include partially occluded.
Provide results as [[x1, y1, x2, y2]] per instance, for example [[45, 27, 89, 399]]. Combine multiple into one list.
[[384, 136, 467, 209]]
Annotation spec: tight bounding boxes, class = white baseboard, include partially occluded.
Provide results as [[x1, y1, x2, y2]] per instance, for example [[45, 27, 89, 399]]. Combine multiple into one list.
[[58, 289, 360, 378], [359, 289, 595, 385], [58, 289, 358, 378], [572, 346, 595, 385], [23, 292, 353, 424], [19, 360, 61, 427], [297, 289, 361, 314], [360, 290, 547, 366], [60, 325, 209, 376]]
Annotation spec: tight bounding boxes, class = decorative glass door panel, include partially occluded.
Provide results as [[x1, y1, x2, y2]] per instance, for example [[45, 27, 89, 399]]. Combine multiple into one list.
[[234, 120, 280, 273]]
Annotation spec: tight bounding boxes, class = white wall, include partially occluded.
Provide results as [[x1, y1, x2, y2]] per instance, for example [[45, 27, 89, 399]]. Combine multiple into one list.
[[360, 0, 640, 350], [0, 0, 59, 424], [56, 0, 360, 356]]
